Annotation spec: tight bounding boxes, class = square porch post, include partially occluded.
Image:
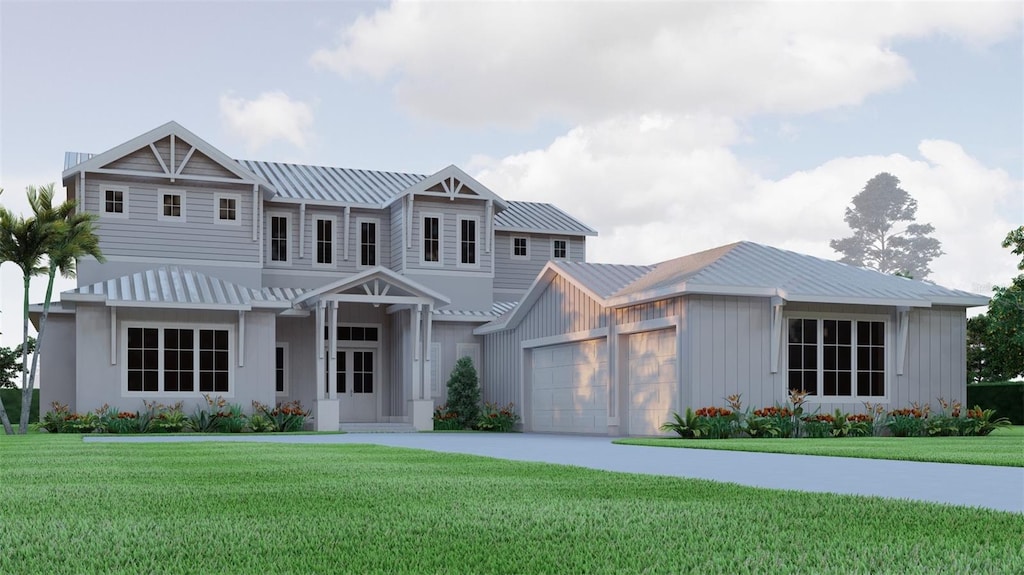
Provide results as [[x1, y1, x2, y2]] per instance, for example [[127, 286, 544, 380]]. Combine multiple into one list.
[[408, 302, 433, 431], [314, 299, 340, 431]]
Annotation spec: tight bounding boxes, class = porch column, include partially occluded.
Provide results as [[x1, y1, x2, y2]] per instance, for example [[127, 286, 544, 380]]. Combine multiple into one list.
[[328, 300, 338, 399], [408, 302, 433, 431], [422, 304, 433, 400], [315, 300, 325, 398]]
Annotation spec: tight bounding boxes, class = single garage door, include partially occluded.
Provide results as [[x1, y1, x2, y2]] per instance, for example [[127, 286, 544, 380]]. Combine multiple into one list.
[[530, 339, 608, 433], [628, 328, 678, 435]]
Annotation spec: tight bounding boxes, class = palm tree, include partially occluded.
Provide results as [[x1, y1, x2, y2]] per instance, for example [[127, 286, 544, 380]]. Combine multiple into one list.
[[0, 186, 57, 434], [22, 185, 104, 432]]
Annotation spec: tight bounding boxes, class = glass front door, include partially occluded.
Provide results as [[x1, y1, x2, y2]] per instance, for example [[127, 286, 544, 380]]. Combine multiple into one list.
[[329, 349, 377, 422]]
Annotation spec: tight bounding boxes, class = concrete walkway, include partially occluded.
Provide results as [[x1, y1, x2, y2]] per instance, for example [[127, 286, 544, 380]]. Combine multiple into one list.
[[84, 433, 1024, 514]]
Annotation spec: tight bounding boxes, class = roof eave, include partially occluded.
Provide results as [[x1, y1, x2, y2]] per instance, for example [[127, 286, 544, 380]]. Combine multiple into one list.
[[494, 226, 598, 237]]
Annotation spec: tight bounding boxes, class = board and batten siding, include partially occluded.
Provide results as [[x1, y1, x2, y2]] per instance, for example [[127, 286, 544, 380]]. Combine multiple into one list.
[[899, 306, 967, 409], [482, 274, 606, 406], [83, 176, 258, 263], [72, 305, 276, 415], [493, 232, 586, 294], [430, 322, 481, 405], [405, 198, 492, 274]]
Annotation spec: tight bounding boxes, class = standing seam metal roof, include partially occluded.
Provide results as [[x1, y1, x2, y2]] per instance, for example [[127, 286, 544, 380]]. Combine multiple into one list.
[[238, 159, 426, 205], [495, 201, 598, 236]]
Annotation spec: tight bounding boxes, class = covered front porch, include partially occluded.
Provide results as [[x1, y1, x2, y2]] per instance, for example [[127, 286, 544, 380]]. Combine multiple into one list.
[[286, 267, 451, 431]]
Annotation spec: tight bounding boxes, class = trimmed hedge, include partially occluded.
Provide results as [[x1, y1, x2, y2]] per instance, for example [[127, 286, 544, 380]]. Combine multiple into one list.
[[0, 389, 40, 425], [967, 382, 1023, 425]]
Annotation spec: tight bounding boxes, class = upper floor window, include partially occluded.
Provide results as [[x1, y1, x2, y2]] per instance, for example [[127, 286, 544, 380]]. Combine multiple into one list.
[[358, 218, 378, 268], [422, 215, 441, 264], [215, 193, 240, 225], [512, 236, 528, 259], [787, 317, 886, 400], [270, 214, 290, 262], [315, 216, 334, 266], [459, 216, 478, 266], [552, 239, 568, 259], [158, 190, 184, 222], [102, 186, 128, 218]]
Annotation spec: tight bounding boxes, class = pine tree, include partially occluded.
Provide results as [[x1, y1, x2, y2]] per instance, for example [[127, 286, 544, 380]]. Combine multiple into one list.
[[446, 356, 481, 428]]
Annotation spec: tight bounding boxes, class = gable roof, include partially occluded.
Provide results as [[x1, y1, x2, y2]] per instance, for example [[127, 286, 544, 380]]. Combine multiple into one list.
[[292, 266, 451, 308], [62, 121, 272, 192], [383, 164, 510, 211], [61, 266, 292, 311], [477, 241, 988, 335], [238, 160, 424, 206], [495, 202, 599, 236]]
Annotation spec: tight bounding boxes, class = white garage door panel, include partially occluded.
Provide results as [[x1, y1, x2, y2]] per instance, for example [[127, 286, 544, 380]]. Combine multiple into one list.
[[531, 339, 608, 434], [628, 329, 678, 436]]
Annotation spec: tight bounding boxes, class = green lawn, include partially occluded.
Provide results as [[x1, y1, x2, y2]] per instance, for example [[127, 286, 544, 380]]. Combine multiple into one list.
[[615, 426, 1024, 467], [1, 435, 1022, 574]]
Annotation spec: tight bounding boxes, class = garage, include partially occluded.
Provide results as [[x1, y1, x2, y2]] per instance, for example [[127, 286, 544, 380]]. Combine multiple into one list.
[[627, 328, 678, 435], [530, 339, 608, 433]]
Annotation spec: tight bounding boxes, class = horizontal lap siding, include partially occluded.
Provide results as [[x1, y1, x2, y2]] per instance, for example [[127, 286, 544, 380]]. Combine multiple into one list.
[[494, 234, 586, 294], [482, 275, 606, 406], [686, 295, 776, 411], [405, 199, 491, 274], [178, 150, 238, 179], [103, 146, 163, 172], [86, 177, 258, 263], [279, 206, 390, 273]]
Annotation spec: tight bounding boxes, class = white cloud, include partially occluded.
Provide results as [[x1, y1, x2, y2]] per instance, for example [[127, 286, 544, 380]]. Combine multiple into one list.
[[474, 115, 1022, 296], [219, 91, 315, 152], [311, 1, 1021, 126]]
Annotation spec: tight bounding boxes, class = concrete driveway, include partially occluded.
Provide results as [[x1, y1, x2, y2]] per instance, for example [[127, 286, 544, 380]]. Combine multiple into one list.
[[85, 432, 1024, 514]]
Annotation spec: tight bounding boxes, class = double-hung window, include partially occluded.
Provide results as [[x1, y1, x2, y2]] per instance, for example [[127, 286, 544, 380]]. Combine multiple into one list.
[[315, 216, 335, 266], [358, 218, 378, 267], [125, 325, 232, 395], [787, 317, 887, 400], [458, 216, 478, 266], [422, 215, 441, 264], [270, 213, 290, 263]]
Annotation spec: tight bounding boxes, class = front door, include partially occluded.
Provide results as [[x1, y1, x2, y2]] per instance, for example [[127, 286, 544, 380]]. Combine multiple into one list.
[[333, 349, 377, 422]]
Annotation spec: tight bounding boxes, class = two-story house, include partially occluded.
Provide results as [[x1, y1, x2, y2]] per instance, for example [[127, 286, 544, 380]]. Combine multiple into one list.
[[38, 121, 986, 436], [43, 121, 594, 431]]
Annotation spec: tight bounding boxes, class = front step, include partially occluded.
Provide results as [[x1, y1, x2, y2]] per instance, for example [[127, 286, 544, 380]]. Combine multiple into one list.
[[339, 422, 418, 433]]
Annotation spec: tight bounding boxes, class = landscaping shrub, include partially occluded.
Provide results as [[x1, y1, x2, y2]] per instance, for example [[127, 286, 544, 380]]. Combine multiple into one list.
[[660, 408, 707, 438], [474, 402, 520, 432], [252, 400, 310, 432], [886, 406, 929, 437], [445, 356, 481, 429], [432, 404, 462, 431], [967, 381, 1023, 425], [38, 398, 310, 433]]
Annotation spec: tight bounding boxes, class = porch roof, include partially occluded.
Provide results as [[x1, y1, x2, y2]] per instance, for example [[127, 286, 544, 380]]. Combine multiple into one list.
[[292, 266, 451, 308], [61, 266, 293, 311]]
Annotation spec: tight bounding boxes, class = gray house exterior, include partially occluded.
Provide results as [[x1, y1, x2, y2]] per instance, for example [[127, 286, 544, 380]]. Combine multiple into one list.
[[35, 121, 986, 435]]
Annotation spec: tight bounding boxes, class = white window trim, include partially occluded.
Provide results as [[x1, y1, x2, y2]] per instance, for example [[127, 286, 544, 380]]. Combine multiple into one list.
[[267, 211, 292, 265], [121, 321, 236, 398], [275, 342, 289, 397], [457, 215, 480, 269], [101, 185, 129, 219], [313, 215, 337, 269], [511, 236, 529, 260], [157, 189, 186, 223], [784, 312, 891, 403], [355, 217, 380, 269], [420, 212, 443, 266], [551, 238, 568, 259], [214, 193, 241, 226]]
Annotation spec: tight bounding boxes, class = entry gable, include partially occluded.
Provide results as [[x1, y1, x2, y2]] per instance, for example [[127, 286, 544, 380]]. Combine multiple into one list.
[[292, 267, 451, 309], [62, 121, 273, 193], [384, 165, 509, 210]]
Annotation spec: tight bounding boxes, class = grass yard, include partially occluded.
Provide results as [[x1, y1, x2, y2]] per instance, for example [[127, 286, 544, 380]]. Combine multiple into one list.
[[1, 435, 1022, 574], [615, 426, 1024, 467]]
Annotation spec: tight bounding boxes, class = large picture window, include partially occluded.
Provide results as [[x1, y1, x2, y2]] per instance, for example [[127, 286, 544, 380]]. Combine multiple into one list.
[[125, 325, 231, 395], [787, 317, 886, 399]]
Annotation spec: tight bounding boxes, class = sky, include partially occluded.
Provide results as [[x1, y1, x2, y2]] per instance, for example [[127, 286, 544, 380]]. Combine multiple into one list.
[[0, 0, 1022, 350]]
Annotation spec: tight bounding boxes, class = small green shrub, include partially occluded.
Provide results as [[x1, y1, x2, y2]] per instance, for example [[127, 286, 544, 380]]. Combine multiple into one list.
[[188, 395, 225, 433], [660, 408, 707, 438], [252, 400, 309, 432], [149, 402, 187, 433], [886, 406, 928, 437], [248, 413, 275, 433], [446, 356, 481, 429], [694, 407, 736, 439], [963, 406, 1012, 436], [474, 402, 519, 432], [217, 403, 247, 433], [802, 414, 832, 439]]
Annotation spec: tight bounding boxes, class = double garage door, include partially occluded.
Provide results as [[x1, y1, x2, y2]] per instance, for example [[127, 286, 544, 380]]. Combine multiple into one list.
[[530, 329, 677, 436]]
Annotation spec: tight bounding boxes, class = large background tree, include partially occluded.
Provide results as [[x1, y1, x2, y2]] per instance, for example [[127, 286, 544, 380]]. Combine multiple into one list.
[[830, 172, 943, 279], [967, 226, 1024, 382]]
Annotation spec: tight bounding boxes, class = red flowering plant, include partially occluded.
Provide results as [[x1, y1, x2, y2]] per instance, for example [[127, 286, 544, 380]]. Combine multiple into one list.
[[886, 402, 930, 437], [962, 406, 1011, 436], [252, 400, 310, 432], [693, 402, 738, 439], [39, 402, 100, 433], [147, 401, 187, 433], [747, 405, 794, 438], [96, 404, 139, 434], [925, 397, 965, 437], [474, 402, 520, 432], [801, 412, 835, 438], [433, 404, 462, 431]]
